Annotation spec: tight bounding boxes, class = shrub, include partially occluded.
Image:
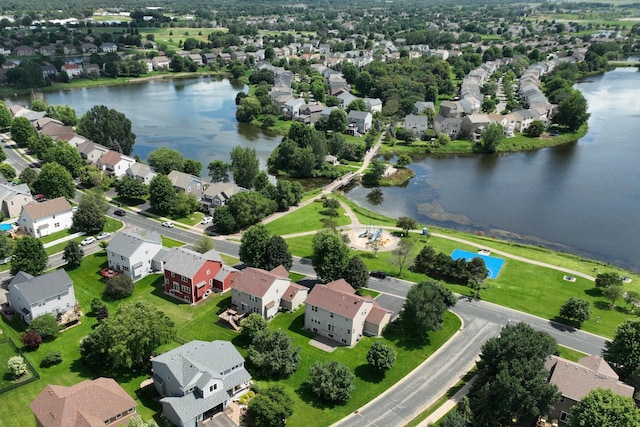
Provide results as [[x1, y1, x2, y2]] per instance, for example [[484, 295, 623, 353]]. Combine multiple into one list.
[[30, 313, 60, 339], [41, 351, 63, 367], [105, 274, 134, 299], [8, 356, 27, 378], [21, 329, 43, 350]]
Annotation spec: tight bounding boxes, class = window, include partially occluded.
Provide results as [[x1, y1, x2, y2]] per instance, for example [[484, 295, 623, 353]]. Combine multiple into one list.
[[347, 329, 351, 334], [182, 285, 190, 293], [330, 312, 334, 318], [116, 413, 122, 419], [54, 222, 60, 227], [171, 271, 175, 278], [311, 306, 317, 312], [182, 275, 188, 283], [128, 408, 134, 413], [173, 282, 179, 291], [328, 323, 335, 332], [560, 412, 570, 423]]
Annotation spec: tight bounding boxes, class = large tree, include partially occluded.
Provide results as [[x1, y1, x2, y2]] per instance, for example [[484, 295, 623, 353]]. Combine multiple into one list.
[[10, 116, 36, 147], [230, 146, 260, 189], [115, 175, 148, 200], [147, 147, 185, 175], [246, 385, 294, 427], [367, 341, 397, 372], [569, 389, 640, 427], [228, 191, 274, 229], [263, 235, 293, 271], [399, 280, 456, 338], [0, 103, 12, 130], [604, 319, 640, 380], [72, 189, 108, 235], [149, 174, 178, 215], [554, 89, 590, 132], [0, 232, 14, 261], [10, 236, 47, 276], [595, 272, 623, 288], [32, 162, 75, 200], [469, 322, 560, 427], [396, 216, 418, 236], [77, 105, 136, 154], [307, 361, 355, 403], [41, 141, 84, 177], [80, 300, 174, 369], [105, 275, 135, 299], [311, 230, 350, 282], [341, 255, 369, 290], [30, 313, 60, 339], [207, 160, 231, 182], [62, 241, 84, 269], [240, 224, 271, 268], [240, 313, 268, 343], [559, 297, 591, 327], [247, 330, 301, 378], [480, 122, 504, 153]]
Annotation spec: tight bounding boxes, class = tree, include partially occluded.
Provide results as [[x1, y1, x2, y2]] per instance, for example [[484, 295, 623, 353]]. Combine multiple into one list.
[[170, 192, 200, 218], [80, 300, 175, 369], [230, 146, 260, 189], [228, 191, 274, 229], [10, 116, 36, 147], [213, 205, 237, 234], [240, 312, 268, 342], [248, 330, 301, 378], [396, 216, 417, 236], [149, 174, 178, 215], [311, 230, 350, 282], [11, 236, 47, 276], [326, 109, 348, 133], [307, 361, 355, 403], [105, 275, 135, 299], [469, 322, 560, 427], [595, 272, 623, 288], [569, 389, 640, 427], [0, 103, 12, 130], [0, 232, 13, 263], [246, 385, 294, 427], [392, 239, 414, 277], [604, 319, 640, 380], [480, 122, 504, 153], [346, 99, 367, 113], [559, 297, 591, 326], [8, 356, 27, 378], [208, 160, 231, 182], [603, 284, 624, 308], [21, 329, 43, 350], [0, 163, 15, 180], [240, 224, 271, 268], [263, 235, 293, 271], [148, 147, 185, 175], [30, 313, 60, 339], [441, 397, 473, 427], [77, 105, 136, 154], [19, 167, 38, 187], [396, 154, 412, 168], [128, 416, 159, 427], [399, 280, 456, 338], [182, 159, 202, 176], [355, 71, 373, 96], [73, 189, 108, 235], [115, 175, 148, 200], [32, 162, 75, 200], [193, 235, 215, 254], [341, 256, 369, 290], [41, 141, 84, 177], [555, 90, 590, 131], [525, 120, 545, 137], [46, 105, 77, 126], [63, 241, 84, 269], [367, 341, 397, 372]]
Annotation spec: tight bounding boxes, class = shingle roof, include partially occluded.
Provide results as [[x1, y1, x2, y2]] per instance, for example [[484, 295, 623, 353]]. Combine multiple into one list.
[[30, 377, 137, 427], [305, 280, 370, 319], [231, 267, 285, 298], [281, 283, 308, 303], [106, 230, 162, 258], [9, 269, 73, 306], [98, 150, 122, 166], [167, 170, 204, 191], [163, 247, 221, 279], [22, 197, 72, 221]]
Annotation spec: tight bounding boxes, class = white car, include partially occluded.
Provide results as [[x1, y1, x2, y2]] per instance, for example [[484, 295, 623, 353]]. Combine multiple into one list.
[[201, 216, 213, 225], [96, 232, 111, 240], [80, 237, 96, 246], [161, 221, 174, 228]]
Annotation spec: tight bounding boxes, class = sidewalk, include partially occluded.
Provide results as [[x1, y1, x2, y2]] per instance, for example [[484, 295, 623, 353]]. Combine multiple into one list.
[[418, 377, 476, 426], [42, 232, 85, 248]]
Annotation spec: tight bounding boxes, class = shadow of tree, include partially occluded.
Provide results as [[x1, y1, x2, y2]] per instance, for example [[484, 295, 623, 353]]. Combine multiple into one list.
[[382, 321, 430, 350], [354, 363, 385, 384], [295, 382, 347, 410], [584, 287, 603, 298], [550, 316, 579, 331], [594, 301, 613, 311]]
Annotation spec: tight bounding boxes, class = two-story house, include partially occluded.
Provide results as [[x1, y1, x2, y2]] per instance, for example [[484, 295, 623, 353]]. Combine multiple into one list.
[[163, 247, 232, 303], [364, 98, 383, 114], [106, 231, 164, 281], [167, 170, 206, 200], [304, 279, 392, 346], [201, 182, 247, 215], [17, 197, 73, 238], [77, 141, 110, 164], [101, 42, 118, 53], [0, 181, 32, 218], [126, 163, 158, 185], [347, 110, 373, 135], [230, 266, 307, 319], [7, 269, 76, 325], [31, 378, 137, 427], [96, 150, 136, 178], [403, 114, 430, 135], [152, 340, 251, 427], [151, 56, 170, 70], [62, 63, 82, 79]]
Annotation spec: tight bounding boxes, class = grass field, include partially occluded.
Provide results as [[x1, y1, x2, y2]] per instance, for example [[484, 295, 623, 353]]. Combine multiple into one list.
[[265, 197, 351, 236]]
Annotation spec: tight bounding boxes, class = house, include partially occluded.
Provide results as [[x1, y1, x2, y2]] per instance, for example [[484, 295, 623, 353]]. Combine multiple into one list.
[[347, 110, 372, 134], [151, 55, 170, 70], [81, 42, 98, 53], [38, 45, 57, 56], [433, 115, 462, 139], [106, 231, 164, 281], [163, 247, 232, 302], [101, 42, 118, 53], [126, 162, 157, 185], [461, 114, 492, 140], [544, 354, 635, 425], [414, 101, 435, 114], [337, 91, 358, 109], [364, 98, 383, 114], [283, 98, 305, 119], [141, 58, 153, 73], [77, 141, 109, 164], [152, 340, 252, 427], [0, 181, 32, 218], [167, 170, 206, 200], [438, 101, 462, 118], [404, 114, 430, 134], [62, 63, 82, 79], [14, 45, 36, 56], [304, 279, 392, 346], [41, 64, 58, 79], [7, 269, 76, 325], [17, 197, 73, 238], [230, 266, 307, 319], [30, 378, 137, 427], [96, 150, 136, 178], [201, 182, 247, 215], [83, 62, 101, 78]]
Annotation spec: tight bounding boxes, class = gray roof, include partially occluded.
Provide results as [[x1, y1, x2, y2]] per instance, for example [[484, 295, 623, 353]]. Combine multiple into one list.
[[9, 269, 73, 306], [106, 230, 162, 258], [163, 247, 221, 278], [128, 163, 157, 179], [161, 389, 230, 424], [214, 266, 238, 282], [348, 110, 371, 120]]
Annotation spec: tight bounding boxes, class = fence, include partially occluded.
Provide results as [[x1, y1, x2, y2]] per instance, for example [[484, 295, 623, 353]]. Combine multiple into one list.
[[0, 337, 40, 395]]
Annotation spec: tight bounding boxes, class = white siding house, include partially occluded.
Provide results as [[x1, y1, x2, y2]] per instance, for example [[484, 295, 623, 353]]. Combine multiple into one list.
[[106, 231, 164, 281], [17, 197, 73, 238]]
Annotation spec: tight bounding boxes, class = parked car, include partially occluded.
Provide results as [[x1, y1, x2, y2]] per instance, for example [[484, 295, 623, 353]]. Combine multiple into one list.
[[201, 216, 213, 225], [34, 194, 46, 202], [369, 270, 387, 279], [161, 221, 174, 228], [72, 206, 78, 212], [114, 209, 126, 216], [96, 232, 111, 240], [80, 237, 96, 246]]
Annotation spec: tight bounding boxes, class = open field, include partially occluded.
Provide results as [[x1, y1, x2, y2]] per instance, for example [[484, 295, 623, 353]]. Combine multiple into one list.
[[265, 196, 351, 236]]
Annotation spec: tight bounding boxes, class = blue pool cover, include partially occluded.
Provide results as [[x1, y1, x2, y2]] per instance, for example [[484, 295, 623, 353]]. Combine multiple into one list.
[[451, 249, 505, 279]]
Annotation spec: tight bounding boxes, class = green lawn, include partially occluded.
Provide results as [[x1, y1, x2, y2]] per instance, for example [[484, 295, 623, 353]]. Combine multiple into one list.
[[265, 197, 351, 236], [161, 236, 185, 248], [44, 218, 124, 256], [0, 339, 37, 390], [558, 345, 588, 362]]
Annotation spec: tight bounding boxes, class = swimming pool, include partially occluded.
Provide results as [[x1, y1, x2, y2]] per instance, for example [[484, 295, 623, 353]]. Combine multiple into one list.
[[451, 249, 505, 279], [0, 223, 12, 232]]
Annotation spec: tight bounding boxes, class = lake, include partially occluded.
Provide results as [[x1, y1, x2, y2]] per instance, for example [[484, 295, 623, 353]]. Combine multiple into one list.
[[4, 69, 639, 272]]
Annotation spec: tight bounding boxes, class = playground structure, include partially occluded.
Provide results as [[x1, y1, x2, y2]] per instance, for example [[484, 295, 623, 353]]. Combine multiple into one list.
[[359, 223, 383, 243], [348, 224, 400, 252]]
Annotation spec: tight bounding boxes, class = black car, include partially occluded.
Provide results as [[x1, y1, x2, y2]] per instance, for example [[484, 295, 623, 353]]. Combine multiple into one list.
[[369, 270, 387, 279], [114, 209, 126, 217]]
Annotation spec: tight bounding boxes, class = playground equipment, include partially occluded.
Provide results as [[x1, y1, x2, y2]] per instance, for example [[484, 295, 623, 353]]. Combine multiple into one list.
[[369, 227, 383, 242], [358, 223, 371, 238]]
